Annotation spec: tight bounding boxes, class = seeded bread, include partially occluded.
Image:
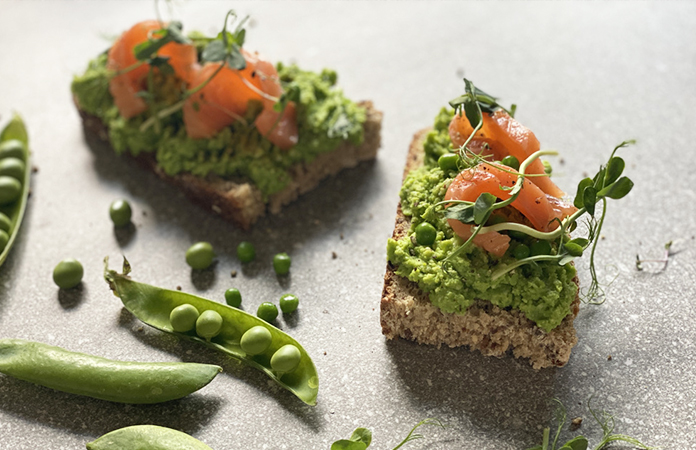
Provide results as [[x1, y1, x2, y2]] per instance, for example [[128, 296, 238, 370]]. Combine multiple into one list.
[[77, 101, 382, 229], [380, 129, 580, 369]]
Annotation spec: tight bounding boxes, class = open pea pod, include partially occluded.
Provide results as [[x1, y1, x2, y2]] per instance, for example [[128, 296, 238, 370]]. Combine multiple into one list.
[[0, 113, 31, 267], [104, 257, 319, 406]]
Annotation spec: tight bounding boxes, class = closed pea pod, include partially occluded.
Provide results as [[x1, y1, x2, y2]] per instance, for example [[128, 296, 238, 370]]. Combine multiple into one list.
[[0, 114, 31, 268], [104, 257, 319, 405], [0, 339, 221, 404], [86, 425, 214, 450]]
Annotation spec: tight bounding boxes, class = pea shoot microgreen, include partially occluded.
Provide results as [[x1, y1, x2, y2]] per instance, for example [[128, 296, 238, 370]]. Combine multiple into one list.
[[435, 79, 635, 303], [527, 398, 655, 450], [331, 419, 444, 450], [635, 240, 675, 272]]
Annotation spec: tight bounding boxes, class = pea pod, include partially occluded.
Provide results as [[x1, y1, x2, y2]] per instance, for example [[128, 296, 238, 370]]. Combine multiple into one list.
[[0, 113, 31, 267], [0, 339, 221, 404], [104, 257, 319, 406], [86, 425, 214, 450]]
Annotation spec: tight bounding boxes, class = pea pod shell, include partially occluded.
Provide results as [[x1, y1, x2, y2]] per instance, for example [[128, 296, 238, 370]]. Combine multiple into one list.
[[0, 113, 31, 268], [104, 258, 319, 406], [86, 425, 214, 450], [0, 339, 221, 404]]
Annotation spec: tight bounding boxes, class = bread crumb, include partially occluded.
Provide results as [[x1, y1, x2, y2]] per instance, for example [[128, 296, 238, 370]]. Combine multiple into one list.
[[230, 270, 238, 278], [32, 166, 39, 173], [340, 233, 344, 240], [331, 252, 337, 259], [607, 355, 612, 360], [570, 417, 582, 431], [176, 286, 182, 291]]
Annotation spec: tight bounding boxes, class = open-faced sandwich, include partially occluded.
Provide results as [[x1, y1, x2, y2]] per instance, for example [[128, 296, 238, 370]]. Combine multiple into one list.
[[381, 80, 633, 368], [72, 13, 382, 229]]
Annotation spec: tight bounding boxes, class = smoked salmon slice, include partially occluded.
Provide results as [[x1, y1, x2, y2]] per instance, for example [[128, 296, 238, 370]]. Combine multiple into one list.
[[448, 109, 565, 199], [107, 20, 197, 119], [445, 162, 577, 257]]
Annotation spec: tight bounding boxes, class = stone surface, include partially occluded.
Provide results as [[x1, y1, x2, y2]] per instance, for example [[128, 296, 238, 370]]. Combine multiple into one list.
[[0, 1, 694, 449]]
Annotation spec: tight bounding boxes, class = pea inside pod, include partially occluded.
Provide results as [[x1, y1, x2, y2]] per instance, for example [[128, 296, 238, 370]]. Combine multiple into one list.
[[0, 114, 31, 268], [0, 339, 221, 404], [104, 257, 319, 406], [86, 425, 214, 450]]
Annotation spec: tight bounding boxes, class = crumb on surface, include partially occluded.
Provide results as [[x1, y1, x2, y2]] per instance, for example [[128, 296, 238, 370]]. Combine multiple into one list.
[[176, 286, 182, 291], [231, 270, 238, 278], [331, 251, 337, 259]]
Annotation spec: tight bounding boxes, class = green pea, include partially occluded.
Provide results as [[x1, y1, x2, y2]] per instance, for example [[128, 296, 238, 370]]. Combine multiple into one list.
[[240, 325, 272, 355], [279, 294, 299, 314], [501, 155, 520, 171], [0, 158, 25, 180], [270, 344, 301, 373], [438, 153, 459, 171], [530, 240, 553, 256], [257, 302, 278, 322], [414, 222, 437, 246], [236, 241, 255, 263], [0, 176, 21, 206], [169, 304, 199, 332], [513, 243, 530, 260], [0, 212, 10, 233], [186, 242, 215, 270], [0, 139, 25, 160], [52, 258, 84, 289], [0, 230, 8, 252], [273, 252, 291, 275], [195, 310, 223, 340], [109, 199, 132, 227], [224, 288, 242, 307], [508, 229, 527, 240]]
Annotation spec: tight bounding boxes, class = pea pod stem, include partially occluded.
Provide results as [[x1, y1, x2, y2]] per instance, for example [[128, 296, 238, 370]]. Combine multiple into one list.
[[0, 339, 221, 404], [104, 257, 319, 406]]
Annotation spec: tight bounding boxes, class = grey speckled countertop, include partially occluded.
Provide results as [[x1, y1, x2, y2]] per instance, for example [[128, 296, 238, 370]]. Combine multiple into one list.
[[1, 1, 695, 449]]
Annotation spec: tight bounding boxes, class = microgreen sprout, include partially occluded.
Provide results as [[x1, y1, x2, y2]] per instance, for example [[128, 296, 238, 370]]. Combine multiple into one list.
[[527, 398, 655, 450], [330, 419, 445, 450], [437, 79, 635, 303], [636, 240, 675, 272]]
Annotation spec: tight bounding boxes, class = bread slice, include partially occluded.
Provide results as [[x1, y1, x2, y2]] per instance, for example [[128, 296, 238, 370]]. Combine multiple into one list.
[[77, 101, 382, 229], [380, 129, 580, 369]]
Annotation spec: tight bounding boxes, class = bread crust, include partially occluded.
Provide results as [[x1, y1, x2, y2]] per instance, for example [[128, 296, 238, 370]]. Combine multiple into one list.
[[77, 101, 382, 229], [380, 129, 579, 369]]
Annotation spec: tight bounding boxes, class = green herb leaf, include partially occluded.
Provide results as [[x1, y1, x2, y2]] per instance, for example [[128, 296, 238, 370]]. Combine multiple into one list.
[[463, 79, 482, 130], [147, 56, 174, 75], [563, 242, 584, 257], [473, 192, 497, 224], [583, 186, 597, 216], [349, 428, 372, 446], [592, 167, 606, 191], [559, 254, 577, 266], [604, 156, 624, 186], [444, 203, 475, 224], [574, 178, 593, 209], [562, 435, 588, 450], [133, 22, 191, 62], [202, 40, 226, 62], [331, 440, 368, 450], [599, 176, 633, 200]]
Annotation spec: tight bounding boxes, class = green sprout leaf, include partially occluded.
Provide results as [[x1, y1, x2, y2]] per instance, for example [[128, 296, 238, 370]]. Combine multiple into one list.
[[561, 436, 588, 450], [598, 176, 633, 200], [563, 242, 584, 257], [444, 203, 475, 224], [133, 22, 191, 61], [202, 40, 226, 62], [604, 156, 625, 186], [574, 178, 593, 209], [349, 428, 372, 446], [473, 192, 497, 224], [583, 186, 597, 216]]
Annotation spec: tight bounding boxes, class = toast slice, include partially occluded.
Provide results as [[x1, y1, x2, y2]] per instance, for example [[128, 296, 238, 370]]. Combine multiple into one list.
[[380, 129, 579, 369], [77, 101, 382, 229]]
